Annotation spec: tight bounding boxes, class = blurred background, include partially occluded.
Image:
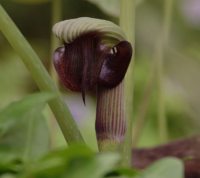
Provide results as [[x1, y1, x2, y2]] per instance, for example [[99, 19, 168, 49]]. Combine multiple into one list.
[[0, 0, 200, 151]]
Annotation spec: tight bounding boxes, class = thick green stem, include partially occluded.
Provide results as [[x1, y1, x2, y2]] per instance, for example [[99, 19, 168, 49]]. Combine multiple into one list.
[[0, 5, 84, 144], [156, 0, 173, 143], [120, 0, 135, 166]]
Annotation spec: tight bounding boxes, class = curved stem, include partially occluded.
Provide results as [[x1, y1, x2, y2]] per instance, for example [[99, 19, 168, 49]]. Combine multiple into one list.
[[0, 5, 84, 144]]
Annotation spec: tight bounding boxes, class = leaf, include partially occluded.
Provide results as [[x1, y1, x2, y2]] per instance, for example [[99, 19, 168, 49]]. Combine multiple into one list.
[[33, 144, 94, 177], [0, 92, 55, 119], [136, 157, 184, 178], [0, 174, 17, 178], [110, 167, 138, 177], [0, 152, 22, 173], [0, 92, 55, 167], [64, 153, 120, 178], [28, 144, 120, 178]]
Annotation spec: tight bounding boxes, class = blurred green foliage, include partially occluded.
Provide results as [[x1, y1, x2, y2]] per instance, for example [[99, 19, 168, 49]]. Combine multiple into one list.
[[0, 92, 183, 177], [0, 92, 54, 163]]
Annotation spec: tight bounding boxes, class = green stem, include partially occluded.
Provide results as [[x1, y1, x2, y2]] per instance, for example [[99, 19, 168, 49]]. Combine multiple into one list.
[[120, 0, 135, 166], [49, 0, 62, 148], [156, 0, 173, 142], [49, 0, 61, 75], [0, 5, 84, 144], [51, 0, 62, 48]]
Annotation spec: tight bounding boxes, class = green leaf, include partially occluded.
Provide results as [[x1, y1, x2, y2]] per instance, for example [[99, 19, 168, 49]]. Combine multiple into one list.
[[32, 144, 94, 177], [27, 144, 120, 178], [136, 157, 184, 178], [0, 152, 22, 173], [64, 153, 120, 178], [0, 174, 17, 178], [0, 92, 55, 119], [110, 167, 138, 177], [0, 92, 55, 168]]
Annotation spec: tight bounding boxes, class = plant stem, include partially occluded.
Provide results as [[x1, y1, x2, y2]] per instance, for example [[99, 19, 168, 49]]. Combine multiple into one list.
[[96, 85, 126, 151], [119, 0, 135, 166], [49, 0, 62, 148], [156, 0, 173, 143], [95, 0, 135, 152], [49, 0, 61, 76], [0, 5, 84, 144]]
